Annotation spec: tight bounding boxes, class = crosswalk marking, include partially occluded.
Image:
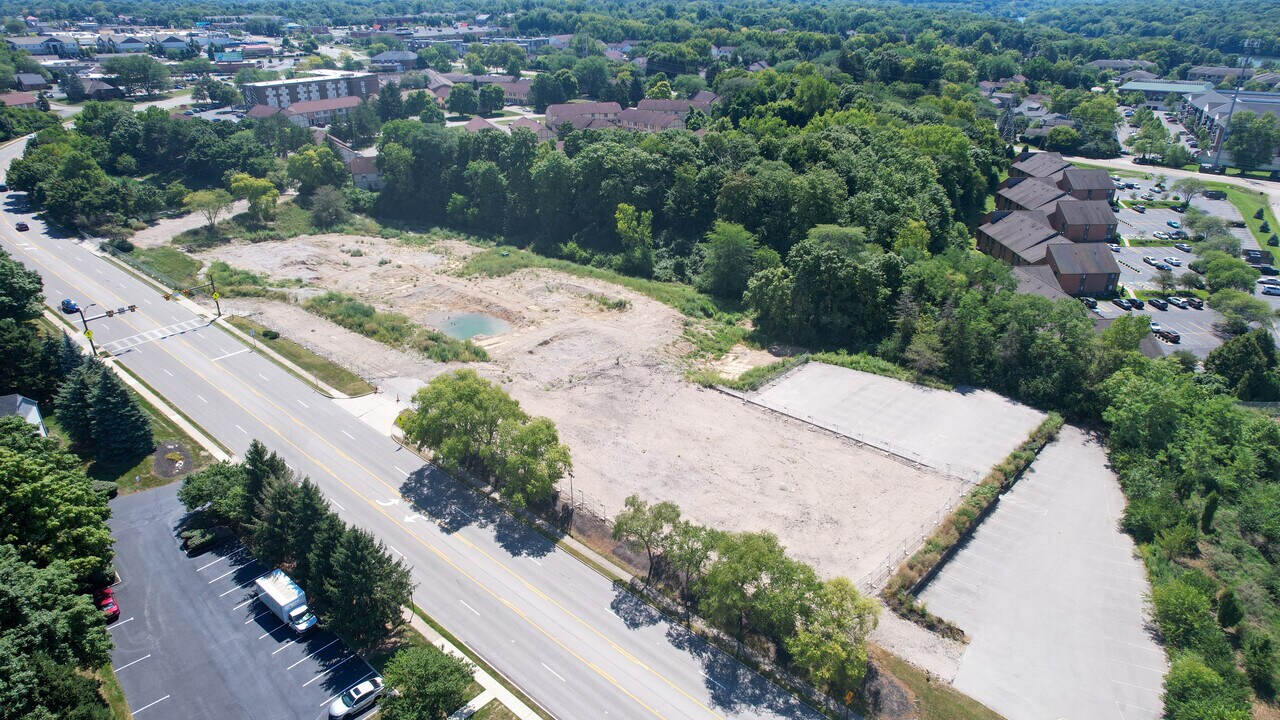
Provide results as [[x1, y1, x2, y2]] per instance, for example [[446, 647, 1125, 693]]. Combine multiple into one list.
[[102, 318, 205, 354]]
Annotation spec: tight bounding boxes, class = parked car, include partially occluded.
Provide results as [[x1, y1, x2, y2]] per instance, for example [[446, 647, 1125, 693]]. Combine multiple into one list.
[[15, 222, 28, 231], [1174, 242, 1193, 252], [1186, 297, 1204, 309], [1149, 297, 1169, 310], [1149, 320, 1161, 333], [0, 183, 8, 191], [1167, 220, 1181, 229], [1108, 243, 1121, 252], [1261, 265, 1280, 276], [1157, 328, 1181, 343], [1133, 205, 1146, 213], [1112, 298, 1133, 310], [1171, 230, 1188, 239], [1130, 297, 1145, 309], [1080, 296, 1098, 309], [1153, 231, 1171, 240], [100, 597, 120, 622], [1155, 262, 1172, 272], [1167, 296, 1189, 309], [329, 677, 384, 719], [1143, 256, 1158, 266], [1264, 286, 1280, 297], [1163, 257, 1182, 266], [1141, 193, 1155, 202], [59, 299, 78, 314]]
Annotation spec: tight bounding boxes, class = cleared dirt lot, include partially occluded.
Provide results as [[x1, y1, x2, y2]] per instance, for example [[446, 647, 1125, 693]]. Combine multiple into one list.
[[749, 363, 1046, 482], [202, 234, 968, 583]]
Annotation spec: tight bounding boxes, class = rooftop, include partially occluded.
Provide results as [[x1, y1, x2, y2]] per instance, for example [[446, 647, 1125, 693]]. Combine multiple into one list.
[[1118, 80, 1214, 95], [1047, 242, 1121, 276]]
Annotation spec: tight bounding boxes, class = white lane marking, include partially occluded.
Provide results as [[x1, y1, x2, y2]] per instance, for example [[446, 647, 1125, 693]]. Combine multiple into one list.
[[143, 298, 151, 305], [531, 559, 542, 566], [303, 655, 353, 686], [207, 568, 235, 583], [197, 555, 227, 571], [113, 654, 151, 672], [258, 623, 285, 639], [235, 424, 247, 434], [297, 399, 309, 409], [329, 498, 345, 511], [118, 283, 126, 289], [388, 545, 404, 557], [108, 617, 134, 629], [245, 610, 272, 625], [541, 662, 567, 683], [459, 600, 480, 616], [288, 639, 340, 669], [258, 373, 269, 381], [394, 466, 406, 475], [273, 639, 300, 655], [196, 394, 208, 403], [342, 430, 354, 439], [163, 369, 173, 376], [211, 348, 250, 362], [95, 268, 102, 274], [700, 670, 727, 689], [131, 695, 170, 716]]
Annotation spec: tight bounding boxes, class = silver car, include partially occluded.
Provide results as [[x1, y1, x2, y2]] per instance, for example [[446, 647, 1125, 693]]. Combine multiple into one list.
[[329, 676, 384, 719]]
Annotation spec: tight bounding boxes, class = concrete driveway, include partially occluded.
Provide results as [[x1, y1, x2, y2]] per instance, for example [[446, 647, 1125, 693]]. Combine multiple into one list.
[[919, 426, 1166, 720], [107, 484, 377, 720]]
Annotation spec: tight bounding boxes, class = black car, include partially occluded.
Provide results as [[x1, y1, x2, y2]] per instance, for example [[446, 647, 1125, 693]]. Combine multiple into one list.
[[1129, 297, 1145, 309], [0, 183, 8, 191], [1148, 297, 1169, 310], [1186, 297, 1204, 309], [1080, 297, 1098, 309], [1112, 298, 1133, 310], [14, 222, 28, 231], [1157, 328, 1181, 343], [1260, 265, 1280, 276]]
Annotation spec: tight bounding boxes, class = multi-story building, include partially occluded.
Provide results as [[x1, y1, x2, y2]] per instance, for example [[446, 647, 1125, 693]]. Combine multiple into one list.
[[240, 69, 377, 108]]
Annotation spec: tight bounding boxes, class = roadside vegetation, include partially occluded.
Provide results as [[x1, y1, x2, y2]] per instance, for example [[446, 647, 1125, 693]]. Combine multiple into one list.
[[304, 291, 488, 363], [225, 315, 375, 396]]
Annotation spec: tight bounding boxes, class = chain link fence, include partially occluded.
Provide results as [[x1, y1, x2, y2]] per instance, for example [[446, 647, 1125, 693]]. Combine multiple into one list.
[[855, 484, 966, 593]]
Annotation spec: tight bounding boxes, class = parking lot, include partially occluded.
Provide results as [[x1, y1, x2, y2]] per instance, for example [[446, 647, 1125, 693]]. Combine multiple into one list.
[[1116, 204, 1184, 239], [919, 426, 1165, 720], [108, 484, 376, 720]]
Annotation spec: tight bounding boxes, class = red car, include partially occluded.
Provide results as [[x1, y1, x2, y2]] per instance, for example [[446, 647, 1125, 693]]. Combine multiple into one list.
[[94, 587, 120, 622]]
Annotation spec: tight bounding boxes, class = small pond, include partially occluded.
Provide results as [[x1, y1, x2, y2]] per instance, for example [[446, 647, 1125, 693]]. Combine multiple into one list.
[[425, 311, 511, 340]]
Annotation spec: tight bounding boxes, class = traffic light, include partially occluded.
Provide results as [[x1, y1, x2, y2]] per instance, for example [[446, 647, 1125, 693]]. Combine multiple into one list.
[[127, 305, 137, 312], [105, 309, 114, 317], [162, 293, 171, 301]]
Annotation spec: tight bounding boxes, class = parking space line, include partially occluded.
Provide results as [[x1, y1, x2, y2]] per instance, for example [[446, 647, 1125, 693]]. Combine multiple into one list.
[[258, 623, 285, 639], [197, 555, 231, 571], [320, 671, 377, 707], [246, 610, 272, 624], [273, 639, 300, 655], [113, 654, 151, 672], [1109, 657, 1167, 675], [287, 638, 340, 669], [948, 559, 996, 580], [1104, 636, 1167, 656], [207, 568, 237, 583], [108, 616, 134, 629], [303, 655, 353, 686], [233, 597, 256, 609], [131, 695, 170, 716]]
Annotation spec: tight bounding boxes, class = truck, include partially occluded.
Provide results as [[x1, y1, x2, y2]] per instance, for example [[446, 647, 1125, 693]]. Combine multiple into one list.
[[255, 569, 318, 635]]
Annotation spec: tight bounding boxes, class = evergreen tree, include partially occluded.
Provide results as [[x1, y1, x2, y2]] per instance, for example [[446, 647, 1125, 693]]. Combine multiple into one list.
[[55, 359, 101, 449], [324, 527, 414, 650], [253, 479, 299, 569], [87, 365, 153, 464], [57, 332, 84, 378], [241, 439, 288, 521], [377, 79, 405, 122], [59, 72, 85, 103]]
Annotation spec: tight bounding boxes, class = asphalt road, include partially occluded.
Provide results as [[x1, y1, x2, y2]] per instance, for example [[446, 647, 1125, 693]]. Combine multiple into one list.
[[109, 484, 376, 720], [0, 136, 820, 720]]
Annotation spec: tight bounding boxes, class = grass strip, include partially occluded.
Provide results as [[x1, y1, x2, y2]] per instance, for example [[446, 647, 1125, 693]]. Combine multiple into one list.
[[96, 664, 131, 720], [303, 291, 487, 363], [869, 646, 1003, 720], [882, 412, 1064, 638], [410, 605, 555, 720], [225, 315, 374, 396], [110, 359, 234, 458]]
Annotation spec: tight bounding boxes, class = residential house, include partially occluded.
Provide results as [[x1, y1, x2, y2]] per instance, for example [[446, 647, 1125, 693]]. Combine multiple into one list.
[[1012, 265, 1072, 301], [152, 33, 191, 53], [509, 116, 553, 141], [268, 95, 362, 127], [1009, 151, 1072, 178], [1046, 242, 1120, 296], [96, 34, 149, 53], [1187, 66, 1254, 84], [82, 78, 124, 100], [616, 108, 684, 131], [12, 73, 49, 91], [0, 393, 47, 436], [545, 101, 621, 128], [636, 97, 713, 116], [347, 155, 383, 191], [1046, 200, 1119, 242], [240, 69, 377, 108], [0, 92, 39, 108], [462, 116, 507, 133], [1183, 88, 1280, 170], [7, 35, 75, 56]]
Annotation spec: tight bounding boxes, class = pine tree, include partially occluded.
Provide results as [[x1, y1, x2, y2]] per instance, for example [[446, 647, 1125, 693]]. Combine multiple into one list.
[[55, 359, 101, 449], [242, 439, 288, 522], [87, 365, 153, 464], [324, 527, 415, 650], [253, 479, 299, 568], [57, 332, 84, 379]]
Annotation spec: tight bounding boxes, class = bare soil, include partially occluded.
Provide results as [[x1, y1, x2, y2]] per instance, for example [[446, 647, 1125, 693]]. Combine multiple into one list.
[[199, 234, 967, 588]]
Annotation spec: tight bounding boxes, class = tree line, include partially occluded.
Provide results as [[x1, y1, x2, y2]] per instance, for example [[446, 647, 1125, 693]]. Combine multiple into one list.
[[179, 440, 414, 650]]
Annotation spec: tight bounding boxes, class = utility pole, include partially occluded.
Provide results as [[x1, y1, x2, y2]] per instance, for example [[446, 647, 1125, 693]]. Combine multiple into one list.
[[1212, 41, 1259, 169], [162, 271, 221, 317]]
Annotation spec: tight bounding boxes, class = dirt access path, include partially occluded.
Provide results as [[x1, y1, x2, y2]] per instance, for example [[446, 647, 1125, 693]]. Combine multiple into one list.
[[201, 234, 967, 586]]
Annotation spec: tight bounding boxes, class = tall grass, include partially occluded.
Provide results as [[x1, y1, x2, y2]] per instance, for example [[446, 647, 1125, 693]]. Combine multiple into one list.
[[303, 292, 487, 363]]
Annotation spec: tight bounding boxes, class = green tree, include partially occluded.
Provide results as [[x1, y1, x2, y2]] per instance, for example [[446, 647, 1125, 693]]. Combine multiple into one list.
[[615, 203, 654, 278], [1163, 653, 1250, 720], [99, 55, 170, 95], [310, 185, 350, 228], [490, 417, 571, 508], [665, 520, 720, 606], [0, 246, 43, 322], [1204, 329, 1280, 400], [183, 189, 234, 235], [324, 527, 415, 650], [59, 71, 85, 102], [377, 79, 405, 122], [1226, 111, 1280, 172], [178, 461, 250, 525], [403, 370, 524, 472], [612, 495, 681, 583], [701, 530, 820, 644], [1171, 178, 1207, 205], [447, 83, 478, 116], [477, 84, 505, 115], [697, 221, 758, 299], [286, 146, 347, 194], [0, 417, 113, 582], [785, 577, 878, 697], [379, 645, 473, 720], [529, 73, 565, 112], [229, 172, 279, 223], [87, 364, 154, 465]]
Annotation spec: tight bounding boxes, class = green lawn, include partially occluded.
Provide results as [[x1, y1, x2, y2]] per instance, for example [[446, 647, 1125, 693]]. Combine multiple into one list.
[[1069, 161, 1151, 179], [1213, 184, 1278, 246], [225, 315, 375, 396], [96, 664, 130, 720], [473, 700, 520, 720], [128, 246, 204, 289], [173, 201, 383, 247]]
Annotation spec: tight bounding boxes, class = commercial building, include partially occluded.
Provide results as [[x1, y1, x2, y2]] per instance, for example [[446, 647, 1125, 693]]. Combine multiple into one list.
[[1117, 80, 1214, 110], [240, 69, 377, 108]]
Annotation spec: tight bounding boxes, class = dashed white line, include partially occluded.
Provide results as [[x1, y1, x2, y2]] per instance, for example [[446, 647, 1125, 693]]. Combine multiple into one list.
[[258, 373, 269, 381], [288, 639, 340, 669], [163, 369, 173, 376], [297, 399, 309, 409], [118, 283, 126, 289], [530, 559, 542, 566], [329, 498, 345, 511], [394, 466, 406, 475], [196, 394, 208, 403], [113, 654, 151, 672], [459, 600, 480, 616], [541, 662, 567, 682], [700, 670, 727, 689], [131, 695, 170, 716], [388, 545, 404, 557], [342, 430, 355, 439]]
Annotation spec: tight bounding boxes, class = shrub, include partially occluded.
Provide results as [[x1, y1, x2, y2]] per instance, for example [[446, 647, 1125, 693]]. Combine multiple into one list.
[[1255, 208, 1265, 220], [261, 329, 280, 340], [1269, 234, 1279, 247]]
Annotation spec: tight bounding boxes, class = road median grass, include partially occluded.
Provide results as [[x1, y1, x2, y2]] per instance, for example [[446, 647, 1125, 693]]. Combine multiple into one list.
[[225, 315, 375, 396], [882, 412, 1064, 639]]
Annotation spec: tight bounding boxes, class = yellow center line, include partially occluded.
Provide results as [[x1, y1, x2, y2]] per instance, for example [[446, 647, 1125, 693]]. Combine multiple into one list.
[[4, 231, 727, 719]]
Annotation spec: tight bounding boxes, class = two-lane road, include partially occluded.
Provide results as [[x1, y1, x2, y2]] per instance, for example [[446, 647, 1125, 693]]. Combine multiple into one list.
[[0, 137, 823, 720]]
